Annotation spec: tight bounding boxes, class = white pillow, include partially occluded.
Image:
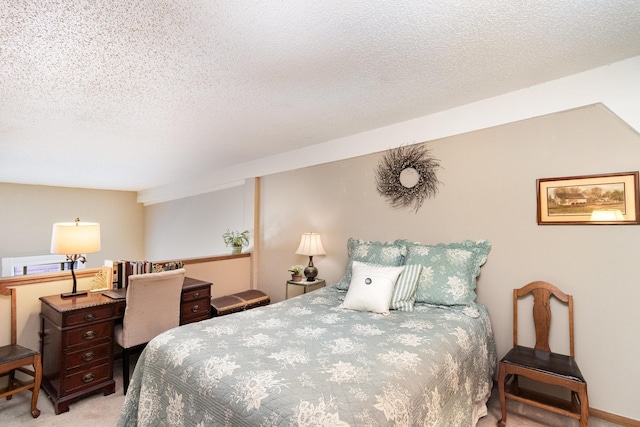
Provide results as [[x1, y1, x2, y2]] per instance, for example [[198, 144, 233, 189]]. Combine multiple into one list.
[[339, 261, 405, 314]]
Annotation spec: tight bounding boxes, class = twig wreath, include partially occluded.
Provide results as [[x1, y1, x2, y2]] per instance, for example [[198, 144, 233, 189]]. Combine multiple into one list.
[[375, 144, 441, 213]]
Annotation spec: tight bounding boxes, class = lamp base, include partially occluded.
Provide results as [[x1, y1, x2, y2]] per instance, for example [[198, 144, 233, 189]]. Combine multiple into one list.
[[303, 265, 318, 282], [60, 290, 88, 299]]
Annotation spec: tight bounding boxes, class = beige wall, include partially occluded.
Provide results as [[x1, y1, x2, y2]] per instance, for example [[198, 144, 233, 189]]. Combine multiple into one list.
[[257, 105, 640, 420], [182, 256, 252, 298], [0, 183, 144, 268]]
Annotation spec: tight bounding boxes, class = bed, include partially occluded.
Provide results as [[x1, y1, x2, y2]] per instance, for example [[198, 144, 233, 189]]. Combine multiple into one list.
[[118, 239, 496, 426]]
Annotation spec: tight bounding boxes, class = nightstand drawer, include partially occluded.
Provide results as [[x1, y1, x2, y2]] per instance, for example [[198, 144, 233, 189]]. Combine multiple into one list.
[[65, 341, 111, 371], [62, 362, 110, 396], [64, 322, 112, 348]]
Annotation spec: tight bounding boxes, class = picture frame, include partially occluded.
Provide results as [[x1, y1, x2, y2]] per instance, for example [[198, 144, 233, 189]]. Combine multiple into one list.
[[90, 266, 113, 292], [537, 171, 640, 225]]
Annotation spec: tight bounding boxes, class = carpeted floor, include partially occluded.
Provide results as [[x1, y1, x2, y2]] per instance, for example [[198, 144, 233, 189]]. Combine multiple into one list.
[[0, 359, 624, 426]]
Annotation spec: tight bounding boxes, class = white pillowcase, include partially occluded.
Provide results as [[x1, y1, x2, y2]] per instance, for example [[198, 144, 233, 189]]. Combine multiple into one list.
[[339, 261, 405, 314]]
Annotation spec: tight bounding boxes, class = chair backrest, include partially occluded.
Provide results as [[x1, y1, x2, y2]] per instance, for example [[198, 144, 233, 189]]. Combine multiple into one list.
[[513, 280, 575, 357], [0, 286, 17, 345], [120, 268, 186, 348]]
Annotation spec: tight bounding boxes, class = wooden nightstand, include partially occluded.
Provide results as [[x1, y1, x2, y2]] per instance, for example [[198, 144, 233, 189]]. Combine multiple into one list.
[[285, 278, 326, 299]]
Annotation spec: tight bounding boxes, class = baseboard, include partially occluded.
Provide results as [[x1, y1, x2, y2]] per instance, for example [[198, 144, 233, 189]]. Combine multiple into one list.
[[492, 380, 640, 426], [590, 408, 640, 427]]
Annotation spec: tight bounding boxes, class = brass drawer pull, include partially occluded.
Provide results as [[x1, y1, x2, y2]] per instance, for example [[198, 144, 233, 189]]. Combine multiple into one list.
[[83, 330, 96, 340], [194, 292, 200, 298], [191, 305, 199, 313], [81, 373, 95, 383], [82, 352, 95, 362], [84, 313, 96, 321]]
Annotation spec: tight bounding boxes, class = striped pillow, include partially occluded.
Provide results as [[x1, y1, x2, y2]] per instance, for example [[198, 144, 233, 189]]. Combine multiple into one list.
[[389, 264, 422, 312]]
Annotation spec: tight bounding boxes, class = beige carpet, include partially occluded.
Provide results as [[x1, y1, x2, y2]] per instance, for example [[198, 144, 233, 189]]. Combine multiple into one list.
[[0, 362, 126, 427], [0, 360, 624, 426]]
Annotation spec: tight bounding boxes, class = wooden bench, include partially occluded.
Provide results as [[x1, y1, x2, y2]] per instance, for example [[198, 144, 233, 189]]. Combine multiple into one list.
[[210, 289, 270, 317]]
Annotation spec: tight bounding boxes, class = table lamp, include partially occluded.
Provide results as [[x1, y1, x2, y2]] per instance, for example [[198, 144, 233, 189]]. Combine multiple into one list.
[[295, 232, 326, 281], [51, 218, 101, 298]]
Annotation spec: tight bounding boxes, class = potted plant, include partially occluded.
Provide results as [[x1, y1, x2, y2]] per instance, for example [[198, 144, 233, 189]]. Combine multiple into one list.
[[223, 229, 249, 254], [288, 265, 305, 282]]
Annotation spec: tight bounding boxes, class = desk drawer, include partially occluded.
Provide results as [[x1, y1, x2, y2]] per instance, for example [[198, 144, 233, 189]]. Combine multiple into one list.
[[62, 362, 110, 396], [182, 286, 210, 302], [65, 341, 111, 371], [64, 322, 112, 348], [181, 299, 210, 323], [65, 305, 114, 327]]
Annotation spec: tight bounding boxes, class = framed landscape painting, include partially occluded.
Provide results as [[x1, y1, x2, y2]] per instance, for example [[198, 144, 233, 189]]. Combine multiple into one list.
[[537, 171, 640, 225]]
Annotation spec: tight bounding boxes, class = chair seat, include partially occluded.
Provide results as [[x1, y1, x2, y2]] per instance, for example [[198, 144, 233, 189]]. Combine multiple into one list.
[[501, 345, 585, 383], [0, 344, 39, 365]]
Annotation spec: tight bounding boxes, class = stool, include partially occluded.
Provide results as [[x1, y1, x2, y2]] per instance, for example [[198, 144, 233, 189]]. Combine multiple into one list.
[[211, 290, 270, 317]]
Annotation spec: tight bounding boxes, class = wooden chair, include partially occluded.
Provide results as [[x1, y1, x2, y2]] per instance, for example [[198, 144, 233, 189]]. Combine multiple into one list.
[[497, 281, 588, 427], [0, 287, 42, 418], [114, 268, 185, 394]]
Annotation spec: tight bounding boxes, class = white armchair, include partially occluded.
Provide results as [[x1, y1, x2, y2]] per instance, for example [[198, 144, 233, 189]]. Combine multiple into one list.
[[114, 268, 185, 394]]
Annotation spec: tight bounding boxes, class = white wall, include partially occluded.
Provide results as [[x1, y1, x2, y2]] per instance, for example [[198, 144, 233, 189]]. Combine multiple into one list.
[[257, 104, 640, 421], [144, 181, 255, 260]]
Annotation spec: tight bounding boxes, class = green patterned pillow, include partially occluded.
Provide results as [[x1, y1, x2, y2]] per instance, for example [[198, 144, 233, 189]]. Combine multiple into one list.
[[336, 238, 406, 290], [405, 240, 491, 305], [389, 263, 422, 311]]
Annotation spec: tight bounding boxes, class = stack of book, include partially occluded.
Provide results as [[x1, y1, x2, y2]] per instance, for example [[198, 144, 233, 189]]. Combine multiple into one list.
[[103, 260, 184, 289], [104, 260, 153, 289]]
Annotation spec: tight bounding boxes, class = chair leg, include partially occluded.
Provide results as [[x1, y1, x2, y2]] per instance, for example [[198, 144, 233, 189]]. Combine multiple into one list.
[[6, 369, 16, 401], [579, 385, 589, 427], [123, 347, 130, 395], [497, 363, 507, 427], [31, 354, 42, 418]]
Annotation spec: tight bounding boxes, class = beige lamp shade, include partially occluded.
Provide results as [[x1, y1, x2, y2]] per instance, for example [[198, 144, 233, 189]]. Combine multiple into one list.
[[51, 220, 101, 255], [295, 233, 326, 256]]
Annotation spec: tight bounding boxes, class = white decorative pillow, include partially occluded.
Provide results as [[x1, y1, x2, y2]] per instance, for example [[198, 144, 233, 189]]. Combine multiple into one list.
[[389, 263, 422, 312], [339, 261, 405, 314]]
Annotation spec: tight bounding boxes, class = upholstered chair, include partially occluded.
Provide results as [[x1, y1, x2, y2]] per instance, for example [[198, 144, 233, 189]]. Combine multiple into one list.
[[114, 268, 185, 394]]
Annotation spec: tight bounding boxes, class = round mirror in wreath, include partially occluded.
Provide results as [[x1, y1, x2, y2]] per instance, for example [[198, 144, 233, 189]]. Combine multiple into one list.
[[375, 144, 441, 213]]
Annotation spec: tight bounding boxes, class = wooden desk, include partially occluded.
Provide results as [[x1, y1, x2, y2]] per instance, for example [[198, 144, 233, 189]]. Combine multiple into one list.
[[39, 277, 211, 414]]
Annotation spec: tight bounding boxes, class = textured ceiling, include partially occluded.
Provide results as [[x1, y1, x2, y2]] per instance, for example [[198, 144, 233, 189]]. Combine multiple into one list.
[[1, 0, 639, 192]]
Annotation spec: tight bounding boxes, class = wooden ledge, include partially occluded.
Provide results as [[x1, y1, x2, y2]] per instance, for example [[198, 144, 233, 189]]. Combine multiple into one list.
[[0, 252, 251, 288]]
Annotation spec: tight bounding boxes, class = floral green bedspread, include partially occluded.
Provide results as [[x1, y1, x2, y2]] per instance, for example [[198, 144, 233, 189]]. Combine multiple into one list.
[[118, 285, 496, 426]]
